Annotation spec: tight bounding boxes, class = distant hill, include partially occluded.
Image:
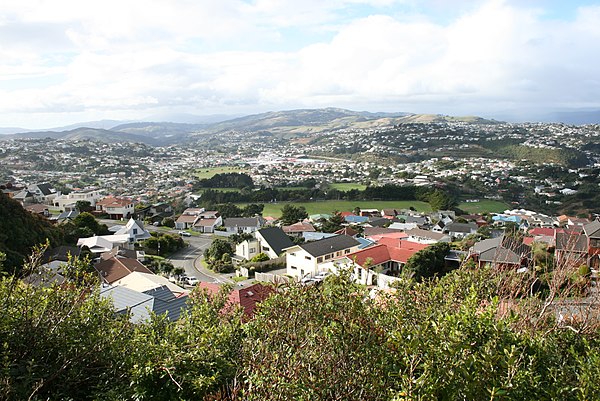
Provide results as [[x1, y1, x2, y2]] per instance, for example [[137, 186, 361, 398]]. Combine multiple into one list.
[[1, 108, 503, 146]]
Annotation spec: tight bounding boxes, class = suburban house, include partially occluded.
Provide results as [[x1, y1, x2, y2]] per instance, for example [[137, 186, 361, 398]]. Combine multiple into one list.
[[282, 221, 316, 237], [285, 235, 361, 280], [192, 211, 222, 233], [24, 203, 50, 217], [235, 227, 294, 261], [175, 208, 222, 232], [222, 217, 265, 234], [197, 282, 275, 321], [100, 284, 189, 322], [13, 189, 35, 205], [110, 218, 152, 244], [113, 271, 186, 296], [405, 228, 451, 244], [95, 196, 135, 220], [469, 236, 531, 269], [94, 255, 153, 284], [27, 183, 58, 204], [554, 231, 588, 268], [77, 234, 131, 253], [53, 189, 103, 210], [341, 240, 430, 285], [443, 222, 478, 239], [554, 221, 600, 269]]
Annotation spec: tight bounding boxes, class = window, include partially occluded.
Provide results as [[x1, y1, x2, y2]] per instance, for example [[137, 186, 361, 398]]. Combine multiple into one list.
[[317, 257, 323, 263], [345, 249, 350, 254], [305, 256, 312, 260], [289, 252, 296, 256], [324, 254, 332, 260], [291, 265, 297, 269], [133, 228, 138, 235], [249, 248, 256, 253], [263, 246, 270, 252]]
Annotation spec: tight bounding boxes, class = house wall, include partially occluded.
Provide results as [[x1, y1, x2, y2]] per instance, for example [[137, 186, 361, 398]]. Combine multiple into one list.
[[286, 248, 318, 279], [236, 240, 259, 260]]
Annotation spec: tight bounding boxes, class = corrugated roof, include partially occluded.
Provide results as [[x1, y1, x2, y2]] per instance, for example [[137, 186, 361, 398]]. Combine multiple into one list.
[[300, 235, 360, 257]]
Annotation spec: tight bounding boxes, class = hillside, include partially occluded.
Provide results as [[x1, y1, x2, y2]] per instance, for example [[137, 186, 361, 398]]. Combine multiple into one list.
[[0, 193, 62, 273], [3, 108, 502, 145]]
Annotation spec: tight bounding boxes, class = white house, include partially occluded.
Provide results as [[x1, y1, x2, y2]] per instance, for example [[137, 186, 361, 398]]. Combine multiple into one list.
[[175, 208, 205, 230], [95, 196, 135, 220], [222, 217, 264, 234], [110, 218, 152, 244], [53, 189, 103, 210], [27, 183, 58, 205], [285, 235, 361, 280], [236, 227, 294, 260]]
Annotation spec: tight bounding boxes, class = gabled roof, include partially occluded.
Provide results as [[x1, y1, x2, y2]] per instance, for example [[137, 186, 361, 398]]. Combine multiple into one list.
[[283, 221, 315, 233], [198, 282, 274, 321], [224, 217, 263, 227], [94, 256, 153, 284], [334, 226, 358, 237], [116, 271, 187, 295], [473, 236, 531, 265], [176, 214, 197, 223], [42, 246, 81, 263], [33, 183, 54, 196], [298, 235, 360, 257], [256, 227, 294, 255], [347, 241, 428, 267], [99, 284, 154, 323], [444, 222, 478, 234], [97, 196, 132, 208], [555, 232, 588, 253], [405, 228, 448, 241], [194, 218, 219, 227], [583, 220, 600, 239], [143, 285, 189, 321]]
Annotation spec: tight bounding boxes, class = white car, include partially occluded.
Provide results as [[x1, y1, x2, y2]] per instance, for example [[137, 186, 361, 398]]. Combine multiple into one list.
[[185, 276, 199, 286], [178, 231, 192, 237]]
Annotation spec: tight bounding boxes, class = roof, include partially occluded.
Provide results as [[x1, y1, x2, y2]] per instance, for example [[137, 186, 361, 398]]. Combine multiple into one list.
[[34, 183, 54, 196], [347, 241, 428, 267], [176, 214, 197, 223], [194, 218, 218, 227], [25, 203, 48, 213], [77, 234, 129, 252], [116, 271, 187, 295], [42, 246, 81, 263], [99, 284, 154, 323], [97, 196, 132, 208], [344, 215, 369, 224], [298, 235, 360, 257], [94, 256, 153, 284], [363, 227, 402, 237], [143, 285, 189, 321], [334, 226, 358, 237], [224, 217, 262, 227], [555, 232, 588, 253], [198, 282, 274, 321], [405, 228, 448, 241], [444, 222, 478, 234], [529, 227, 560, 236], [302, 232, 337, 242], [584, 220, 600, 239], [474, 236, 531, 265], [256, 227, 294, 255], [282, 221, 315, 233], [367, 217, 389, 227]]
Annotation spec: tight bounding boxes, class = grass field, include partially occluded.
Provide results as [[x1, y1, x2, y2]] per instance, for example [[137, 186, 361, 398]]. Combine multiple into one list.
[[194, 166, 247, 179], [457, 200, 508, 214], [255, 201, 433, 218], [195, 187, 241, 193], [328, 183, 367, 191]]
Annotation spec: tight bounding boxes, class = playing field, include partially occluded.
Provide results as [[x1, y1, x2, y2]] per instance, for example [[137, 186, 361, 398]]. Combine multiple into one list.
[[256, 201, 432, 218], [457, 200, 508, 214], [328, 183, 367, 191], [194, 166, 247, 179]]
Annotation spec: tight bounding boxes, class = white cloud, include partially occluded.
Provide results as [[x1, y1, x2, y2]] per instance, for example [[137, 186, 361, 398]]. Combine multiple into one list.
[[0, 0, 599, 127]]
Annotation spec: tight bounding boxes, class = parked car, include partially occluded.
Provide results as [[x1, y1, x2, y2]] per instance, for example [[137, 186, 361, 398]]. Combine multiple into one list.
[[185, 276, 199, 286], [178, 231, 191, 237], [152, 221, 160, 226]]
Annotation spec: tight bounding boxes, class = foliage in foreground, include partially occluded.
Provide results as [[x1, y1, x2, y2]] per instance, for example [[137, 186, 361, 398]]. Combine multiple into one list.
[[2, 251, 600, 400]]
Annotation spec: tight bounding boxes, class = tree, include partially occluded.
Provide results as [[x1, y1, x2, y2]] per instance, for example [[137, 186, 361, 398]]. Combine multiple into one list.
[[205, 239, 234, 263], [280, 204, 308, 226], [217, 203, 243, 219], [161, 217, 175, 228], [72, 212, 104, 235], [428, 189, 455, 211], [243, 203, 264, 217], [75, 200, 93, 213], [403, 242, 451, 281], [321, 211, 345, 233]]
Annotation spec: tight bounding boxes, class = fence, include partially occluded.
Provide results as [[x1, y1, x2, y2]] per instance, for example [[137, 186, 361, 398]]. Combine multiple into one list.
[[255, 272, 292, 285]]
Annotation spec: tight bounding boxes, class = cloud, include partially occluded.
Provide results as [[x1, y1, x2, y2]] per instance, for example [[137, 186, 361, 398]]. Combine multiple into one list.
[[0, 0, 599, 126]]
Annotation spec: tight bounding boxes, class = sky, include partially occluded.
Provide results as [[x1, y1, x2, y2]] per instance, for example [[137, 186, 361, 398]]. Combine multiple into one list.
[[1, 0, 599, 128]]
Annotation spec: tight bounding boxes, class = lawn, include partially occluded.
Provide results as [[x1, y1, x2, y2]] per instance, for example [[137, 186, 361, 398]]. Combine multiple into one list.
[[328, 183, 367, 191], [195, 187, 241, 193], [194, 166, 247, 179], [255, 200, 433, 218], [457, 200, 509, 214]]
